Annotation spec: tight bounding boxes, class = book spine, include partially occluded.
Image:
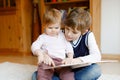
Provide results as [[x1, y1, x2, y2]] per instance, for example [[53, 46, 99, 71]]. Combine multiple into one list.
[[57, 0, 62, 2], [44, 0, 51, 2], [52, 0, 57, 2], [62, 0, 67, 2]]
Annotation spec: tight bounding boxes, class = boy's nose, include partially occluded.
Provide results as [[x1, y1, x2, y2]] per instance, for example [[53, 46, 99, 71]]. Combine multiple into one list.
[[67, 31, 72, 36]]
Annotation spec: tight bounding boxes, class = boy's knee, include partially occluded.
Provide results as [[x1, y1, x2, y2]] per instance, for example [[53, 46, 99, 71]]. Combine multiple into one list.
[[32, 71, 37, 80]]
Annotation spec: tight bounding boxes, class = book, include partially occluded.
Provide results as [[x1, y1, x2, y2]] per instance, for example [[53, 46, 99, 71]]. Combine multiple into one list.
[[43, 60, 119, 69]]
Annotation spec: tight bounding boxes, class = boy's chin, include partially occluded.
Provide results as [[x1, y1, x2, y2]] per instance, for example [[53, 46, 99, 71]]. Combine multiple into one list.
[[66, 38, 73, 42]]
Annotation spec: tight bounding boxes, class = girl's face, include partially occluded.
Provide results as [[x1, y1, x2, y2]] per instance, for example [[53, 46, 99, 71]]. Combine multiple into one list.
[[65, 26, 81, 41], [45, 23, 60, 37]]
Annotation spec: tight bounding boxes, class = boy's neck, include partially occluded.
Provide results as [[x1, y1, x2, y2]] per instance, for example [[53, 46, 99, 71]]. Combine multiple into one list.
[[82, 29, 88, 35]]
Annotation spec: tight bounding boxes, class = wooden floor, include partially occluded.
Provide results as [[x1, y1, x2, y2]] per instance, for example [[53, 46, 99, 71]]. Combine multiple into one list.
[[0, 55, 37, 65], [0, 53, 37, 65], [0, 53, 120, 75], [0, 52, 120, 66]]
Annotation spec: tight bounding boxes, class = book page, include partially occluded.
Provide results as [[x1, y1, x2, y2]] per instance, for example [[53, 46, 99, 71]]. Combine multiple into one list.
[[43, 60, 119, 69]]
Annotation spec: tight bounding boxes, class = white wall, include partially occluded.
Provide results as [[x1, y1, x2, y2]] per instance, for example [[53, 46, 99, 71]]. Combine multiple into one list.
[[101, 0, 120, 54]]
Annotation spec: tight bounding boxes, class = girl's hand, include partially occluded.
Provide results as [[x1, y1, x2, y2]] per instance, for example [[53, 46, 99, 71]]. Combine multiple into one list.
[[62, 58, 73, 65], [37, 53, 44, 64], [43, 53, 55, 67], [34, 49, 46, 64]]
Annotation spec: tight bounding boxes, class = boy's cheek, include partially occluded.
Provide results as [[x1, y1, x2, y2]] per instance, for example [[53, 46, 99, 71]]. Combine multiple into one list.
[[65, 36, 73, 41]]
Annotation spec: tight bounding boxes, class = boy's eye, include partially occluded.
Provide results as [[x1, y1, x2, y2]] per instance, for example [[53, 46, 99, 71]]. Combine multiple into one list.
[[65, 27, 69, 30], [73, 31, 79, 34], [73, 32, 77, 34]]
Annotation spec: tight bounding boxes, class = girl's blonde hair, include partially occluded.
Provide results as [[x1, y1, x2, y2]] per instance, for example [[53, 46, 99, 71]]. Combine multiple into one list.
[[43, 8, 62, 27]]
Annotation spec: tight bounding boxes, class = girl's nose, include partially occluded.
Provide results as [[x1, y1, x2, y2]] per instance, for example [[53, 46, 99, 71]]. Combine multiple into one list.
[[52, 29, 56, 32]]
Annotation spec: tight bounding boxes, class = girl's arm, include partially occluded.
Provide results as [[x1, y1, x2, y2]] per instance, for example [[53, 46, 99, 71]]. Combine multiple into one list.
[[31, 35, 45, 64], [31, 35, 55, 66], [62, 41, 74, 64], [31, 36, 43, 56]]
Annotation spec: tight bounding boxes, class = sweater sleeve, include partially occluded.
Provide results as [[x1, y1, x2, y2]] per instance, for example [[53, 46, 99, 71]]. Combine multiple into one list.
[[60, 31, 74, 55], [65, 41, 74, 54], [80, 32, 101, 63], [31, 35, 44, 55]]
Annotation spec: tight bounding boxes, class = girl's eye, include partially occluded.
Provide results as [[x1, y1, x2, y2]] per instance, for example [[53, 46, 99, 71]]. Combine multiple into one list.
[[55, 27, 59, 29], [48, 27, 52, 29]]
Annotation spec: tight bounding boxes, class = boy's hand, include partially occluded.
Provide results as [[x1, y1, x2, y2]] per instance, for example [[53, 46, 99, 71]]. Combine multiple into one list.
[[62, 58, 73, 65], [62, 53, 73, 64], [71, 58, 83, 64]]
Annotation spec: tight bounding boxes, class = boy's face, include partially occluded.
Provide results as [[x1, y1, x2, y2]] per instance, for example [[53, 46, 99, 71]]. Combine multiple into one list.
[[45, 23, 60, 37], [65, 26, 81, 41]]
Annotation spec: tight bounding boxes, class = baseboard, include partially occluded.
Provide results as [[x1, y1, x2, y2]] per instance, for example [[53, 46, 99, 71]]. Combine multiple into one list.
[[0, 49, 33, 56], [102, 54, 120, 61]]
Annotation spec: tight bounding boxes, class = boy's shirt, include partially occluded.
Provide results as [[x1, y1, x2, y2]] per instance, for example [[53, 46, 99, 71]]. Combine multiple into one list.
[[71, 31, 101, 63]]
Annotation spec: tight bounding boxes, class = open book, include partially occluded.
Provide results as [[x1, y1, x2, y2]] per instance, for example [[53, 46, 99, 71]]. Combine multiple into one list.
[[43, 60, 119, 69]]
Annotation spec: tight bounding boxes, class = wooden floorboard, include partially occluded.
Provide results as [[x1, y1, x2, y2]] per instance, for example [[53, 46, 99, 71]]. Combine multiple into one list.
[[0, 53, 120, 66], [0, 55, 37, 65], [102, 54, 120, 61]]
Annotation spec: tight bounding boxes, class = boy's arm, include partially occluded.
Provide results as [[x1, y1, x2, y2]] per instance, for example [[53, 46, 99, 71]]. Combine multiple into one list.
[[62, 52, 74, 64], [67, 52, 74, 59], [80, 32, 101, 63]]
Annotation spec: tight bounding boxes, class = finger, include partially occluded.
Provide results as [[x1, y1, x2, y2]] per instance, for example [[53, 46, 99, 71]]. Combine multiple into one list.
[[62, 60, 65, 64], [48, 59, 55, 66], [44, 59, 48, 65], [37, 61, 39, 65], [48, 60, 51, 66], [51, 61, 55, 67], [38, 59, 42, 64]]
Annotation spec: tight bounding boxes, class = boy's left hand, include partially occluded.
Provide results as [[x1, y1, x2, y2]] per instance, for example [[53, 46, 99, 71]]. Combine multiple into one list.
[[71, 58, 83, 64], [62, 58, 73, 65]]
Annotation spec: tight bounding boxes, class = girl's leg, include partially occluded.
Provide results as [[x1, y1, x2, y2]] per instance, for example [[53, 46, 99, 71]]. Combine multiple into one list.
[[37, 63, 54, 80], [73, 63, 101, 80], [32, 63, 101, 80], [58, 67, 74, 80], [32, 71, 59, 80]]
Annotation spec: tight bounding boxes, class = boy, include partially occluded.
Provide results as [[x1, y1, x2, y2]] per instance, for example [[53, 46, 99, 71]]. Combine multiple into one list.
[[63, 7, 101, 80]]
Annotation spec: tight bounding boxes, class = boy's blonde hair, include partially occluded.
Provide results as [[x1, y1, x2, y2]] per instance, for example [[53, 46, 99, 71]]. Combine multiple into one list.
[[64, 8, 92, 33], [43, 8, 62, 27]]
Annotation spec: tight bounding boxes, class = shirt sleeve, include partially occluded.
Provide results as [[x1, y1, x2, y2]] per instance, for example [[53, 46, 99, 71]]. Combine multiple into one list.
[[65, 41, 74, 54], [60, 31, 74, 54], [80, 32, 101, 63], [31, 35, 44, 54]]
